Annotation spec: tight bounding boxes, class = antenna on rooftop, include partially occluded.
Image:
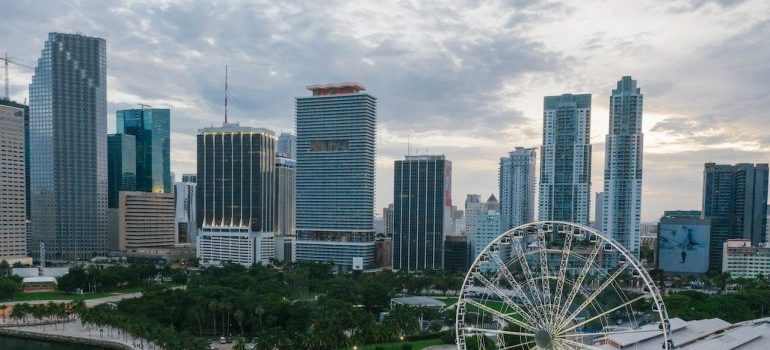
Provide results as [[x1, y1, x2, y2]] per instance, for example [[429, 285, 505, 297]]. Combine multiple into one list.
[[224, 65, 228, 124]]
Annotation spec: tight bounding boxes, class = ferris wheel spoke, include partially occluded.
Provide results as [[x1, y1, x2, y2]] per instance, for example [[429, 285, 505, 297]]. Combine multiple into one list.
[[470, 274, 540, 329], [558, 338, 604, 350], [555, 237, 603, 323], [557, 294, 647, 335], [561, 328, 662, 338], [558, 261, 632, 330], [465, 299, 537, 332], [552, 227, 574, 324], [466, 327, 535, 338], [488, 253, 548, 326], [513, 240, 549, 320], [537, 227, 553, 327]]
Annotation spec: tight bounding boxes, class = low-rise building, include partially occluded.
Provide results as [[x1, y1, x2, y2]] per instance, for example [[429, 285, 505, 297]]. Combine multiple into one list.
[[444, 235, 470, 273], [722, 239, 770, 278]]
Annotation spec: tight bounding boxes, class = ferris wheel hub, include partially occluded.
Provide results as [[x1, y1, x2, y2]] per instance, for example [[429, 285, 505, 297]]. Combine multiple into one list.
[[533, 329, 552, 348]]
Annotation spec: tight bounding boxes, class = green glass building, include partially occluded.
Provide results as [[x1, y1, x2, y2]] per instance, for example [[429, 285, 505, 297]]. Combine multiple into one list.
[[116, 108, 171, 193], [107, 134, 137, 208]]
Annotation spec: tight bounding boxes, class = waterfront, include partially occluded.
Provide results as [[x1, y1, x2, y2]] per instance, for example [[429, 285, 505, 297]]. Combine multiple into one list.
[[0, 335, 109, 349]]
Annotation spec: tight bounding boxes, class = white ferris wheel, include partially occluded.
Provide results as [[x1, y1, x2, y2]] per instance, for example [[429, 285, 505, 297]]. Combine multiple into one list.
[[455, 221, 673, 350]]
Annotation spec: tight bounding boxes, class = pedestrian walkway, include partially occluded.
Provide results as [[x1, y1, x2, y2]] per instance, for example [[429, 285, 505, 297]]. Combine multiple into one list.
[[4, 320, 159, 350]]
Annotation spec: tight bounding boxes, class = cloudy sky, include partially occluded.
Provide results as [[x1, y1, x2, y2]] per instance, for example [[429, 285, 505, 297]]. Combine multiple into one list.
[[3, 0, 770, 221]]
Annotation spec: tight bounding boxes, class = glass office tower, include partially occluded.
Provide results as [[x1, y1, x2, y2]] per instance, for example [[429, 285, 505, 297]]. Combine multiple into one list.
[[392, 155, 452, 271], [107, 134, 137, 208], [116, 108, 171, 193], [29, 33, 108, 259], [295, 83, 377, 269]]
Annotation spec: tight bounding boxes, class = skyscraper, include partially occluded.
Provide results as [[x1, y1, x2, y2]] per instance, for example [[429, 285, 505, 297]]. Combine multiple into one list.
[[117, 192, 175, 251], [702, 163, 769, 270], [107, 134, 137, 208], [464, 194, 484, 235], [116, 108, 171, 193], [602, 76, 644, 258], [29, 33, 107, 259], [538, 93, 592, 225], [0, 99, 29, 222], [594, 192, 604, 230], [196, 123, 276, 266], [274, 155, 296, 262], [277, 132, 297, 160], [392, 155, 452, 271], [294, 83, 376, 269], [0, 104, 27, 262], [174, 180, 196, 244], [499, 147, 536, 232], [181, 173, 197, 183]]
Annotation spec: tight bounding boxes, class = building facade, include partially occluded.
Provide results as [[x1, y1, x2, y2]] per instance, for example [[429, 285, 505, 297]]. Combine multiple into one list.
[[0, 99, 30, 223], [722, 239, 770, 279], [472, 211, 501, 272], [107, 134, 137, 208], [444, 235, 470, 273], [116, 108, 171, 193], [277, 132, 296, 160], [392, 155, 452, 271], [294, 83, 376, 268], [196, 123, 276, 266], [499, 147, 536, 232], [539, 94, 592, 225], [657, 215, 710, 274], [274, 155, 296, 262], [0, 104, 28, 261], [602, 76, 644, 258], [594, 192, 604, 229], [29, 32, 108, 259], [464, 194, 484, 236], [117, 192, 175, 251], [174, 180, 196, 244], [702, 163, 769, 270]]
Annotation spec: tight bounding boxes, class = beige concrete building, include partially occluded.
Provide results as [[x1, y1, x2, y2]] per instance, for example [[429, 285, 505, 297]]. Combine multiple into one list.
[[117, 191, 175, 251], [0, 104, 28, 262]]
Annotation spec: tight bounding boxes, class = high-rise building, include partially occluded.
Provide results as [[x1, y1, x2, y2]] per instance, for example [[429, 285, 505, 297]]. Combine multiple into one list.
[[117, 192, 176, 251], [116, 108, 171, 193], [277, 132, 296, 160], [444, 235, 470, 273], [174, 180, 196, 245], [274, 155, 296, 262], [383, 204, 394, 237], [196, 123, 276, 266], [29, 33, 108, 260], [538, 93, 592, 225], [0, 104, 28, 262], [602, 76, 644, 258], [702, 163, 769, 270], [107, 134, 137, 208], [464, 194, 484, 236], [473, 210, 501, 272], [392, 155, 452, 271], [181, 173, 197, 183], [0, 99, 29, 222], [657, 214, 710, 274], [294, 83, 376, 269], [499, 147, 536, 232], [593, 192, 604, 229]]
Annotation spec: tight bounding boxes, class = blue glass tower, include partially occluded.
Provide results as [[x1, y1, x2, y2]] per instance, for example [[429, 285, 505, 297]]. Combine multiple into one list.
[[116, 108, 171, 193], [295, 83, 376, 268], [29, 33, 108, 259], [107, 134, 137, 208]]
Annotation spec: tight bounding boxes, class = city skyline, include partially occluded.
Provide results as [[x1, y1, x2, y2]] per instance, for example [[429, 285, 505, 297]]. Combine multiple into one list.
[[2, 1, 770, 221]]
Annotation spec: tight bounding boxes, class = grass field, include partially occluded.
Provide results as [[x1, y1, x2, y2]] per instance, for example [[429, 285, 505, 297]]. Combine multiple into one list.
[[341, 338, 445, 350]]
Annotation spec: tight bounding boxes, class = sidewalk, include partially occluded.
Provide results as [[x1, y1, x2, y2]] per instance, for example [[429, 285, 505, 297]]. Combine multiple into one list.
[[1, 319, 159, 350]]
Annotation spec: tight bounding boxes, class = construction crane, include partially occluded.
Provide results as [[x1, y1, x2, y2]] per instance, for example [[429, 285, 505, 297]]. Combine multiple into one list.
[[1, 52, 34, 100]]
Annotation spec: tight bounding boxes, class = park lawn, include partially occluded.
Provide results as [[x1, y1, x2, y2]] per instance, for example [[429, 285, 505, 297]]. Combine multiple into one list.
[[345, 338, 444, 350]]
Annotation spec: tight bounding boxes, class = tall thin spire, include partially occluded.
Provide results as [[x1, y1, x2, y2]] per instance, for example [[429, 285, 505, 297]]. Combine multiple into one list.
[[224, 65, 228, 124]]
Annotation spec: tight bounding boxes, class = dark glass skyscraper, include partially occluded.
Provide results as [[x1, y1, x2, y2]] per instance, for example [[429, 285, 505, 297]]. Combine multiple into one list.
[[392, 155, 452, 271], [107, 134, 137, 208], [116, 108, 171, 193], [29, 33, 107, 259], [702, 163, 768, 270], [295, 83, 377, 268]]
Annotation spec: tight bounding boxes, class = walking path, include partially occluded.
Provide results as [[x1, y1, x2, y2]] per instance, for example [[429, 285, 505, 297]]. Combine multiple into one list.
[[0, 319, 158, 349]]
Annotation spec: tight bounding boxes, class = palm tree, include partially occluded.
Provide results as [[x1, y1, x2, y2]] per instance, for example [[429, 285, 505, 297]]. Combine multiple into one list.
[[234, 309, 245, 336], [209, 300, 219, 335], [254, 306, 265, 327]]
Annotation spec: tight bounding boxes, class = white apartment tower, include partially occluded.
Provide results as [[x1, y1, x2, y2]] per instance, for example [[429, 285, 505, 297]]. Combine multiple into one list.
[[538, 94, 592, 225], [602, 76, 644, 258], [0, 104, 28, 262], [499, 147, 536, 232]]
